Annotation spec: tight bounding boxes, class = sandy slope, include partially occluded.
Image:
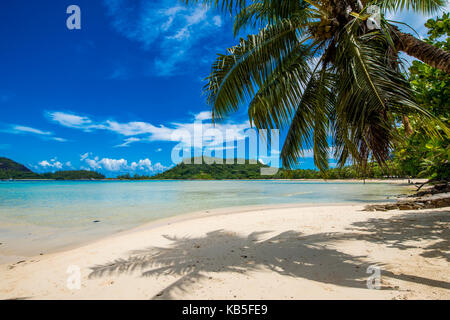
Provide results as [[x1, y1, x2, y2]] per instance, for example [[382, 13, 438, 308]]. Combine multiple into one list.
[[0, 204, 448, 300]]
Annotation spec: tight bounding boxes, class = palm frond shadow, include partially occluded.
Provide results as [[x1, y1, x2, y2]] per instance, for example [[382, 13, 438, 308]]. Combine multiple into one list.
[[89, 229, 376, 299], [89, 209, 450, 299], [349, 210, 450, 262]]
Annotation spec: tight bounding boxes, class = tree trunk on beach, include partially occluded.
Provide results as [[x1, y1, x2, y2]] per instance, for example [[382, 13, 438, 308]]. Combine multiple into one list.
[[395, 30, 450, 73]]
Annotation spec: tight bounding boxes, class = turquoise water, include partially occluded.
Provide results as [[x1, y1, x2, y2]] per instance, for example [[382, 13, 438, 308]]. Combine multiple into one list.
[[0, 180, 411, 228], [0, 180, 411, 259]]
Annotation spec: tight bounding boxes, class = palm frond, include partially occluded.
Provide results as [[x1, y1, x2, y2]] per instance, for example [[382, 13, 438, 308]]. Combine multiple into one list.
[[332, 21, 437, 167], [281, 63, 336, 170], [312, 68, 333, 171], [186, 0, 447, 172], [233, 1, 312, 35], [375, 0, 445, 15], [248, 44, 312, 130], [205, 18, 303, 121], [183, 0, 248, 14]]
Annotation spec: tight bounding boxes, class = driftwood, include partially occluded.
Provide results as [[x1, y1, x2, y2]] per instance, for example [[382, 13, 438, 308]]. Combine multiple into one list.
[[413, 181, 449, 197]]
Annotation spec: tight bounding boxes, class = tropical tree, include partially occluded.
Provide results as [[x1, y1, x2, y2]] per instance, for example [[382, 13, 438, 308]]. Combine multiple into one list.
[[186, 0, 449, 171], [393, 13, 449, 180]]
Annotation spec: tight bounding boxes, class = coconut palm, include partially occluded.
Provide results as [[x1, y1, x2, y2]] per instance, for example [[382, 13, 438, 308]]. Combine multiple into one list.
[[185, 0, 449, 171]]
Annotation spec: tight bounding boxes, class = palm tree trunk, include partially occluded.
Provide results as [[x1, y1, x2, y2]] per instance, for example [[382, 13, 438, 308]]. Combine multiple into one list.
[[395, 30, 450, 73]]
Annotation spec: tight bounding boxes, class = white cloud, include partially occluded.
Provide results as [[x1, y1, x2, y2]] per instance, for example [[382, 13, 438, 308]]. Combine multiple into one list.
[[13, 125, 51, 135], [3, 124, 67, 142], [185, 6, 207, 25], [38, 160, 51, 167], [212, 15, 222, 27], [102, 0, 226, 76], [38, 159, 63, 170], [48, 110, 251, 149], [98, 158, 129, 171], [194, 111, 212, 121], [46, 111, 104, 131], [80, 152, 90, 161], [81, 154, 168, 173], [130, 158, 152, 171], [168, 27, 190, 41], [85, 158, 101, 170], [153, 162, 167, 172], [52, 137, 67, 142], [114, 137, 141, 148], [105, 120, 161, 136]]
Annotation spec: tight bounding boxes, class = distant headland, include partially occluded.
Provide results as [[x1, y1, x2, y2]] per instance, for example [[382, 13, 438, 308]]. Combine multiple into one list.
[[1, 156, 423, 181]]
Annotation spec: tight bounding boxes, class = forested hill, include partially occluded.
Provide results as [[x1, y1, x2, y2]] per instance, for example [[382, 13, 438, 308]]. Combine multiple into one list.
[[125, 157, 411, 180], [0, 157, 33, 172], [150, 157, 268, 180], [0, 157, 39, 179], [0, 157, 105, 180]]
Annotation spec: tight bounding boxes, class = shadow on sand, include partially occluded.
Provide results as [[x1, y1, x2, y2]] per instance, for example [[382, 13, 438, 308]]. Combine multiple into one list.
[[89, 209, 449, 299]]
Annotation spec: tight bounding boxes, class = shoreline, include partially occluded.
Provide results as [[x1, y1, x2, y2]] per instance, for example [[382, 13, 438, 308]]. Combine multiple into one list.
[[0, 180, 419, 264], [1, 178, 428, 184], [1, 202, 448, 299], [0, 202, 363, 264]]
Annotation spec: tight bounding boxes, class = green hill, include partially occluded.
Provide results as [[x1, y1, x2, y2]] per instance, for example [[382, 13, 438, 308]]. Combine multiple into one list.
[[0, 157, 39, 179], [150, 157, 269, 180], [0, 157, 105, 180]]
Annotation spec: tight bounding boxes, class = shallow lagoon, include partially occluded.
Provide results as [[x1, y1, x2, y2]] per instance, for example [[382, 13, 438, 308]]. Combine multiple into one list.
[[0, 180, 412, 259]]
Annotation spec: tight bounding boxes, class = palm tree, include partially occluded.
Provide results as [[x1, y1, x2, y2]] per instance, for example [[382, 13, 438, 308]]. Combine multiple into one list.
[[185, 0, 449, 171]]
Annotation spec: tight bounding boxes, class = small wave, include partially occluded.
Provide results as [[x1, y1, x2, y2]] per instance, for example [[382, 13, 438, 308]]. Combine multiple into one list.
[[283, 191, 314, 197]]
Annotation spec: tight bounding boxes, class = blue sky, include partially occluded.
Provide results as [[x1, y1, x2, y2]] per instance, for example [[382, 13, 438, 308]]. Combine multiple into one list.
[[0, 0, 447, 176]]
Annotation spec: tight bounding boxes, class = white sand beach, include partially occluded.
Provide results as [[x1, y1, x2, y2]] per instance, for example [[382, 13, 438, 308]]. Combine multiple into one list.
[[0, 203, 448, 300]]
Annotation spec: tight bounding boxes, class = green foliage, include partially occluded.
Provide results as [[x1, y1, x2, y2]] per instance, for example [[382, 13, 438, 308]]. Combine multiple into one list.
[[273, 161, 403, 179], [0, 157, 105, 180], [0, 157, 40, 179], [392, 13, 450, 180], [115, 156, 401, 180], [0, 157, 32, 172], [424, 12, 450, 43], [191, 0, 444, 172], [151, 157, 268, 180], [39, 170, 105, 180], [0, 170, 40, 179]]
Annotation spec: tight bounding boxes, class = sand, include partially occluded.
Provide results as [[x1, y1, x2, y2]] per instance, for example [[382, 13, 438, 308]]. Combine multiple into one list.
[[0, 204, 448, 300]]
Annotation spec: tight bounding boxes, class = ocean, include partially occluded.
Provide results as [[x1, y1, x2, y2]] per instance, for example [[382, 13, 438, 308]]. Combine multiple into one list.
[[0, 180, 412, 260]]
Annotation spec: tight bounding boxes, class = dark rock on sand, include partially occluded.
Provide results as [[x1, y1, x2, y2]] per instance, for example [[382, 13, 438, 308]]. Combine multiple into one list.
[[364, 192, 450, 212]]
